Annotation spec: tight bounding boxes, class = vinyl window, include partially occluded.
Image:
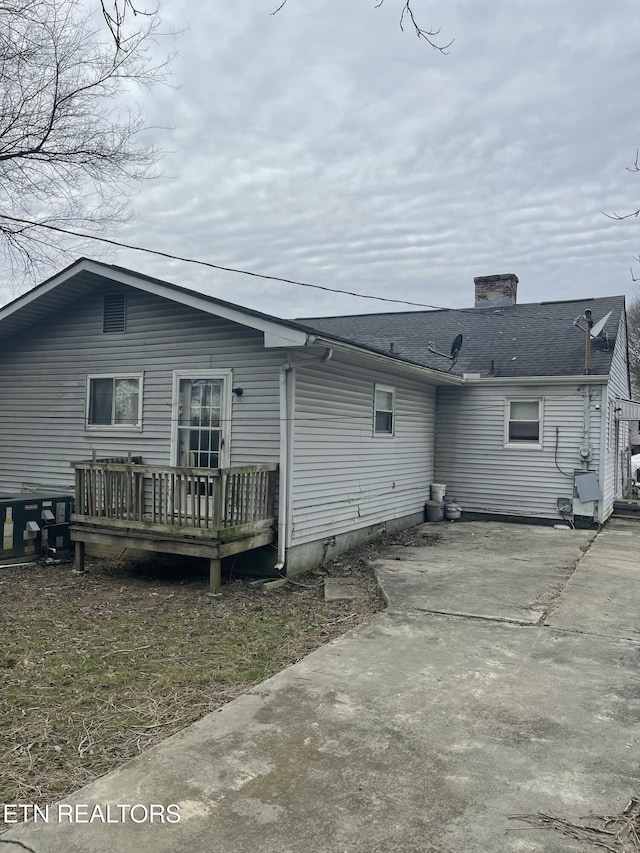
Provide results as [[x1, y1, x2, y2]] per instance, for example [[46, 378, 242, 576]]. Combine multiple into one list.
[[505, 398, 542, 446], [86, 374, 142, 429], [374, 385, 395, 436]]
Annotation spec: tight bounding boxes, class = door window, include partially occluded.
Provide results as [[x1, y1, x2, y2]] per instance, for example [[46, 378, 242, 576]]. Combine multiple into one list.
[[177, 379, 224, 468]]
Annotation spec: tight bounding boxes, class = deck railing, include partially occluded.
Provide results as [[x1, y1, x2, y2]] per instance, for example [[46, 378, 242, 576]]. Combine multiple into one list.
[[72, 459, 278, 532]]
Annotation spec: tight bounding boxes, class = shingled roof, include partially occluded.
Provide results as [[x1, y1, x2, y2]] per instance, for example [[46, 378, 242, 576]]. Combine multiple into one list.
[[298, 295, 627, 378]]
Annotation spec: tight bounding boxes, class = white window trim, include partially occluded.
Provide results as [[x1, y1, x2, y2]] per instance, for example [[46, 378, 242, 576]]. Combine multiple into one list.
[[504, 397, 543, 449], [373, 384, 396, 438], [170, 369, 233, 468], [85, 373, 144, 431]]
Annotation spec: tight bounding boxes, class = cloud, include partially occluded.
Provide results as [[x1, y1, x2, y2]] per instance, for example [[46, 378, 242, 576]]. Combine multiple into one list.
[[2, 0, 640, 317]]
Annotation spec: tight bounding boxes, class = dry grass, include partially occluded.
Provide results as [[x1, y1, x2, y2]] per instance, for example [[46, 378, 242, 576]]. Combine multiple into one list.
[[0, 545, 389, 831], [510, 798, 640, 852]]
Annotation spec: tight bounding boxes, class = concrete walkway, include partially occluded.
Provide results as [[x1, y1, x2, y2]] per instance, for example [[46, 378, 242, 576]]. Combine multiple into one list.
[[4, 520, 640, 853], [546, 519, 640, 640]]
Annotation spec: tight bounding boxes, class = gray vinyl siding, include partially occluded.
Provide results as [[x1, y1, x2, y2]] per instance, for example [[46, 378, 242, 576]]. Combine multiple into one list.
[[435, 383, 602, 519], [0, 283, 284, 493], [602, 314, 632, 513], [290, 356, 436, 545]]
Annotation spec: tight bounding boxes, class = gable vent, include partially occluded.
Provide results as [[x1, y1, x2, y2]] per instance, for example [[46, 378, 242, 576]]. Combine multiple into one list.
[[103, 293, 126, 333]]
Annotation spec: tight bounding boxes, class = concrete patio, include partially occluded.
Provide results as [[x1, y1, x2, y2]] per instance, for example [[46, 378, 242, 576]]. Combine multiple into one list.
[[3, 519, 639, 853]]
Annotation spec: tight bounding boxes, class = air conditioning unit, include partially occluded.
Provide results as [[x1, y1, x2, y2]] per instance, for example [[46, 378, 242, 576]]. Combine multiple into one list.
[[1, 492, 74, 561]]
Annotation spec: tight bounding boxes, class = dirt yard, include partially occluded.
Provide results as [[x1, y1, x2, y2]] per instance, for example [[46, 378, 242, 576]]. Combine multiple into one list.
[[0, 528, 437, 830]]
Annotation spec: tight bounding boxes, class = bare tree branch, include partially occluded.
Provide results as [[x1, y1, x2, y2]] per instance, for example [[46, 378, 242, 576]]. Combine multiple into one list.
[[272, 0, 453, 52], [626, 149, 640, 173], [602, 150, 640, 288], [270, 0, 288, 15], [625, 293, 640, 396], [100, 0, 157, 52], [398, 1, 453, 53], [603, 150, 640, 222], [0, 0, 172, 281]]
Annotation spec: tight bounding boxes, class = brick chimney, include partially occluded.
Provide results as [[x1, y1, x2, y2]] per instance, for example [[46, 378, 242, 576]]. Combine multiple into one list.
[[474, 273, 518, 309]]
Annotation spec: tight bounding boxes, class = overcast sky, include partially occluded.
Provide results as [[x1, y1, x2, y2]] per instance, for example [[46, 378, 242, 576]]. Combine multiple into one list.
[[7, 0, 640, 317]]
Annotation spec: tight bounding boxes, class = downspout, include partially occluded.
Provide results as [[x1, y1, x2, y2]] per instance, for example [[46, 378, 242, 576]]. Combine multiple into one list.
[[274, 347, 333, 573], [275, 361, 292, 572], [598, 386, 607, 524]]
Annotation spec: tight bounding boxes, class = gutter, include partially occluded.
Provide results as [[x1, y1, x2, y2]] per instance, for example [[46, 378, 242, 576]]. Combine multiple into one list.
[[306, 338, 610, 388], [307, 335, 463, 386]]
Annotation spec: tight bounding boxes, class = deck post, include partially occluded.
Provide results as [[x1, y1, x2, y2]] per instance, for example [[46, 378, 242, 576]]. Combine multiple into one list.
[[209, 557, 221, 595], [74, 540, 85, 574]]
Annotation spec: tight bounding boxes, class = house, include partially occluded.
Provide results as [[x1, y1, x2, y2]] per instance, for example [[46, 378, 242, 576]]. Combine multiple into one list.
[[0, 258, 461, 588], [300, 273, 639, 521], [0, 262, 637, 589]]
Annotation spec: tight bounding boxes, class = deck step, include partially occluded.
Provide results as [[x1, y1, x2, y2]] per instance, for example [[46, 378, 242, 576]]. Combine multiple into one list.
[[613, 500, 640, 520]]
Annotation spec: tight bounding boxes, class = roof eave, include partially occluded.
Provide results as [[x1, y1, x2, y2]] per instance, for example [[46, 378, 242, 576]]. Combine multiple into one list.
[[80, 261, 311, 343], [0, 258, 310, 345], [0, 257, 93, 321], [308, 335, 464, 385]]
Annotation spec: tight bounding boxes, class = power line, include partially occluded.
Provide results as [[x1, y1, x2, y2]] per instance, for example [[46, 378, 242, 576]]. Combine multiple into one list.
[[0, 214, 449, 310]]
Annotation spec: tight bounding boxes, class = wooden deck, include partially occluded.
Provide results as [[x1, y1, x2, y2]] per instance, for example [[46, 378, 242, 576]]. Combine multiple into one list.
[[71, 459, 278, 592], [613, 499, 640, 520]]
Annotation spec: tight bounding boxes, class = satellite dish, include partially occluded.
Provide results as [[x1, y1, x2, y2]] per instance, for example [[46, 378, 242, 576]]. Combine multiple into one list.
[[450, 333, 463, 359], [428, 333, 464, 372], [589, 311, 612, 339]]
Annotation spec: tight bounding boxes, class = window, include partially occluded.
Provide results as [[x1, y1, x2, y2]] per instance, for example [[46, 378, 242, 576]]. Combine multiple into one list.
[[374, 385, 395, 436], [506, 399, 542, 446], [177, 377, 224, 468], [103, 293, 126, 333], [86, 375, 142, 429]]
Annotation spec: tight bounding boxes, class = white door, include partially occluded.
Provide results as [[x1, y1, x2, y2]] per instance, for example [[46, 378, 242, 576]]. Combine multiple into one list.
[[174, 374, 231, 469]]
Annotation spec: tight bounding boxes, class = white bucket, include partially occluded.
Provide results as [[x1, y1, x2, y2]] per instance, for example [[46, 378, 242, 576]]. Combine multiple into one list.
[[431, 483, 446, 502]]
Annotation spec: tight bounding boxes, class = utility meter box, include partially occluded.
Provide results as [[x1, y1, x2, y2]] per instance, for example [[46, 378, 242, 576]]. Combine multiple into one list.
[[572, 470, 601, 522], [0, 493, 74, 561]]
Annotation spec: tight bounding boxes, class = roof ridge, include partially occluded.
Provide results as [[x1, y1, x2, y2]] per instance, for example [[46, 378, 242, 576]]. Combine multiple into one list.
[[296, 293, 625, 323], [296, 308, 448, 321]]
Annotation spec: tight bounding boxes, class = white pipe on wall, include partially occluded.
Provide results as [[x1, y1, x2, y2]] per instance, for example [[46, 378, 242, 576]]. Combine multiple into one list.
[[274, 361, 292, 572], [274, 348, 333, 572]]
